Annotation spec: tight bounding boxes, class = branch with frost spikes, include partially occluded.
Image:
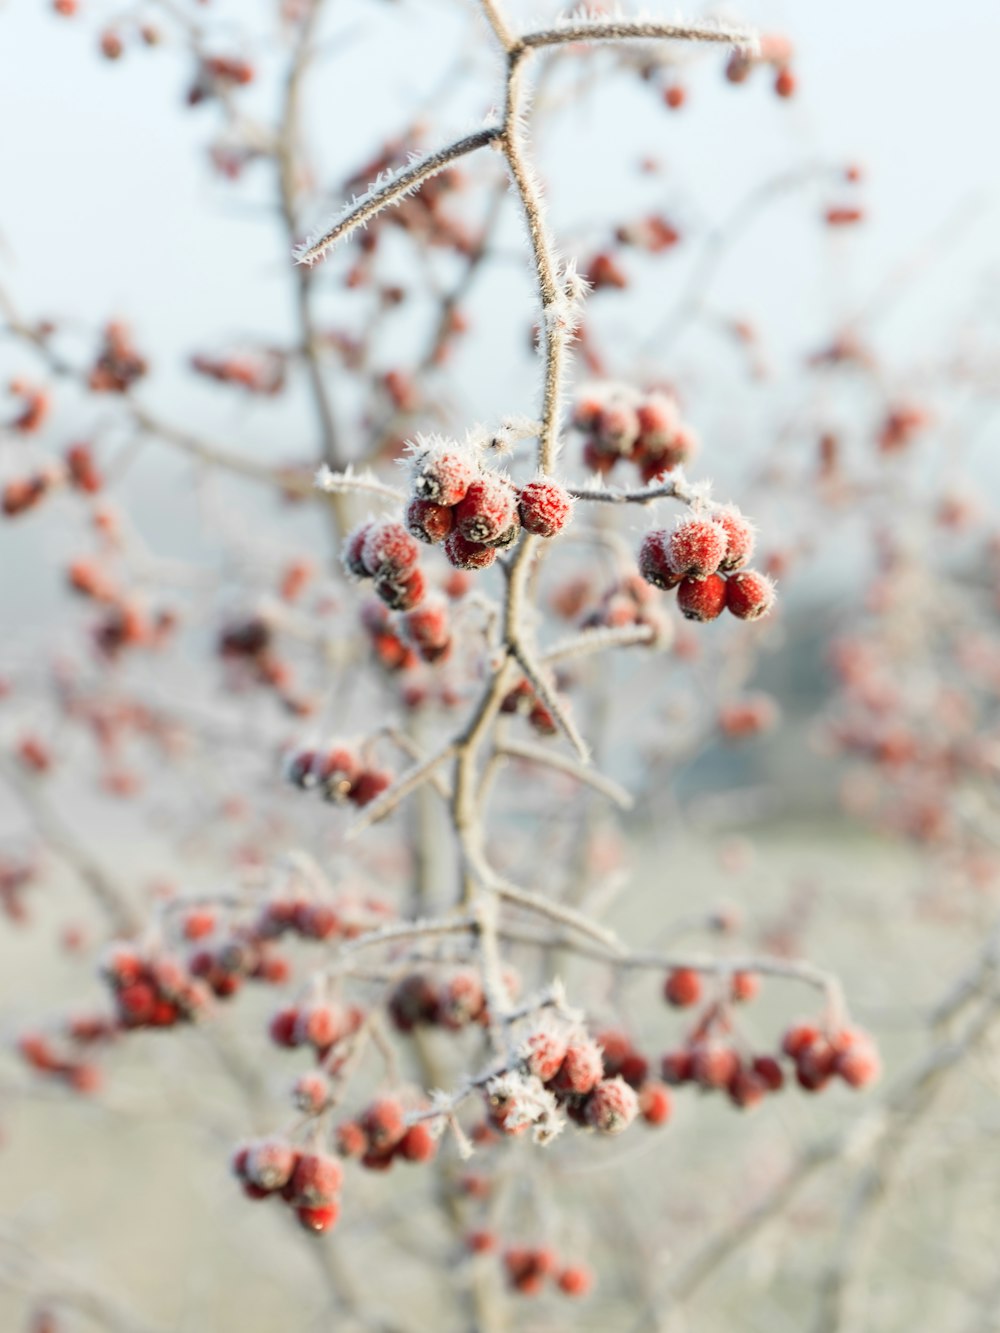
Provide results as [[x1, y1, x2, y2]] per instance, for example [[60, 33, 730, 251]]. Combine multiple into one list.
[[345, 742, 457, 838], [497, 739, 634, 809], [294, 126, 503, 266], [314, 463, 406, 504], [519, 13, 759, 53], [542, 622, 657, 665], [330, 913, 477, 972], [567, 471, 707, 506]]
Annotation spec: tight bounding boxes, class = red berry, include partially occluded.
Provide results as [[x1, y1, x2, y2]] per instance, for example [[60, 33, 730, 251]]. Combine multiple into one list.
[[751, 1055, 785, 1092], [663, 84, 686, 110], [336, 1121, 368, 1158], [690, 1042, 740, 1090], [638, 531, 682, 590], [727, 1065, 768, 1110], [245, 1138, 298, 1192], [342, 521, 374, 578], [584, 1077, 639, 1134], [375, 564, 425, 612], [397, 1122, 437, 1162], [715, 506, 756, 572], [667, 516, 728, 578], [781, 1023, 820, 1059], [443, 529, 497, 571], [296, 1202, 340, 1233], [730, 971, 760, 1003], [678, 574, 727, 622], [454, 475, 518, 545], [466, 1229, 497, 1255], [663, 968, 702, 1008], [725, 570, 776, 621], [360, 1097, 406, 1153], [638, 1080, 673, 1126], [549, 1038, 604, 1096], [525, 1029, 570, 1083], [774, 66, 796, 98], [405, 496, 453, 544], [557, 1264, 595, 1297], [361, 520, 420, 581], [348, 769, 392, 807], [287, 1152, 343, 1206], [517, 479, 572, 538], [661, 1049, 693, 1085], [411, 442, 478, 506]]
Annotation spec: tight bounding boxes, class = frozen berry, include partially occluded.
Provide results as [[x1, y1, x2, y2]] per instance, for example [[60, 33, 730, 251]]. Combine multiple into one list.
[[725, 570, 776, 621], [678, 574, 727, 622], [518, 479, 572, 538]]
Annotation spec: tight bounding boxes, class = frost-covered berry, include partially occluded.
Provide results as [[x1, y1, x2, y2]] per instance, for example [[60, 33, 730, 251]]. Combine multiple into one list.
[[294, 1002, 342, 1051], [438, 970, 485, 1029], [638, 1080, 673, 1126], [360, 1097, 406, 1154], [405, 496, 453, 544], [336, 1120, 368, 1158], [833, 1029, 881, 1088], [638, 530, 682, 590], [596, 402, 640, 454], [402, 596, 450, 662], [287, 1152, 343, 1206], [245, 1138, 298, 1192], [444, 529, 497, 571], [411, 441, 478, 506], [714, 505, 756, 572], [316, 746, 358, 801], [636, 393, 680, 449], [549, 1037, 604, 1096], [454, 475, 518, 545], [293, 1072, 331, 1114], [584, 1077, 639, 1134], [374, 564, 425, 612], [518, 479, 572, 538], [678, 573, 727, 622], [524, 1029, 570, 1083], [342, 521, 374, 579], [725, 569, 776, 621], [667, 515, 728, 578], [663, 968, 702, 1008], [361, 520, 420, 581]]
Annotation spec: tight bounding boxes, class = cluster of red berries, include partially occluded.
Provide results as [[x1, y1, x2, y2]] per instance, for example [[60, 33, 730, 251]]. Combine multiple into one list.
[[232, 1141, 342, 1233], [639, 511, 776, 623], [501, 1246, 594, 1298], [101, 945, 211, 1030], [88, 322, 147, 393], [781, 1021, 882, 1091], [217, 615, 312, 714], [190, 349, 285, 395], [500, 679, 557, 736], [253, 892, 392, 947], [388, 968, 493, 1033], [284, 740, 392, 808], [503, 1028, 641, 1136], [572, 384, 696, 482], [2, 444, 104, 519], [7, 377, 49, 433], [403, 438, 572, 572], [17, 1024, 110, 1097], [335, 1097, 438, 1171], [725, 32, 797, 99], [344, 516, 427, 612], [269, 999, 365, 1055]]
